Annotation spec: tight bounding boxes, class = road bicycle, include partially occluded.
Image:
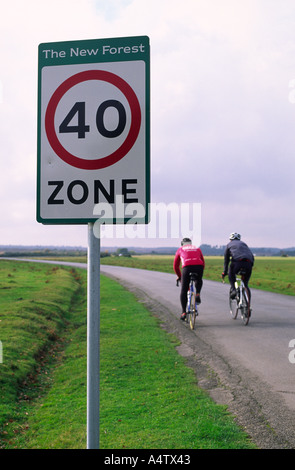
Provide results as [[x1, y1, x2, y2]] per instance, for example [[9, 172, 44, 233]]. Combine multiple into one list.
[[177, 273, 199, 330], [224, 269, 251, 325]]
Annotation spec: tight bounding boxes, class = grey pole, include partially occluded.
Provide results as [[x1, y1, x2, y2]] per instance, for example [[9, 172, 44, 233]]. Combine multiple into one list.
[[87, 222, 100, 449]]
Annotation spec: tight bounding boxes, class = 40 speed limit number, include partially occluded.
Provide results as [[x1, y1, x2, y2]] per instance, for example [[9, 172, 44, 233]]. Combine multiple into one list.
[[39, 61, 147, 223], [45, 69, 141, 170]]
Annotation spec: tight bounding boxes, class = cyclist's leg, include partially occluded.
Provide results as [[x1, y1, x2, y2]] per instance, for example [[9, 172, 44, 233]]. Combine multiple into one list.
[[180, 267, 190, 315], [243, 279, 251, 303], [228, 262, 237, 289], [195, 266, 203, 292], [195, 266, 204, 303], [239, 261, 253, 303], [241, 286, 251, 324], [189, 265, 203, 303], [189, 291, 196, 329], [229, 261, 248, 298]]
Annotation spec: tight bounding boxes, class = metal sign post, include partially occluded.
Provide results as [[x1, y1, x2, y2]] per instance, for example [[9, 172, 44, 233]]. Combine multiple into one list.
[[37, 36, 150, 449], [87, 222, 100, 449]]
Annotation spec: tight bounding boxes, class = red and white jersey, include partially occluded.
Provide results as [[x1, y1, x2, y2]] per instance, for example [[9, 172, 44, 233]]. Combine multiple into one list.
[[173, 245, 205, 278]]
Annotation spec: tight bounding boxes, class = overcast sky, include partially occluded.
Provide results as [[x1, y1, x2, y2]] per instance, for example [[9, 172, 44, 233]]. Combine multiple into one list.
[[1, 0, 295, 249]]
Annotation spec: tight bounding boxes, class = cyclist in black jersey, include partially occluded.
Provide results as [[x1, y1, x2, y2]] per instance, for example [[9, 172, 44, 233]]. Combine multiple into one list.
[[222, 233, 254, 300]]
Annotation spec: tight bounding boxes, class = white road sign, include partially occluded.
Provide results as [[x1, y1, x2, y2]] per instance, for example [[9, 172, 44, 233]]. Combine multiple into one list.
[[37, 36, 150, 224]]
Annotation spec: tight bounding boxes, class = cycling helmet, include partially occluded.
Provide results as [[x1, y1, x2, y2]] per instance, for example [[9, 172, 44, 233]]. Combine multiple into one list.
[[229, 232, 241, 240], [181, 237, 192, 246]]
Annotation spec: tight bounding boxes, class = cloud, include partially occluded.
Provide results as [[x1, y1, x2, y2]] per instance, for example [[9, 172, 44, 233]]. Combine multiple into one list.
[[0, 0, 295, 248]]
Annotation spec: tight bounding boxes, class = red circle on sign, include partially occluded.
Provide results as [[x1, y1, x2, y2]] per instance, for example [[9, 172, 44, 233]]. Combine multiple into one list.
[[45, 70, 141, 170]]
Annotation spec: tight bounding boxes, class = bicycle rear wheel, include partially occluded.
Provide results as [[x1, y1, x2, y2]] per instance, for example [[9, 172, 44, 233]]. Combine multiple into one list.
[[241, 287, 251, 325], [229, 291, 238, 319], [188, 292, 196, 330]]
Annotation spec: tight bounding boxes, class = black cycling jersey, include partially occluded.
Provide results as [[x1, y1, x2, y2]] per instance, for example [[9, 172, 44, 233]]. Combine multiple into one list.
[[223, 240, 254, 274]]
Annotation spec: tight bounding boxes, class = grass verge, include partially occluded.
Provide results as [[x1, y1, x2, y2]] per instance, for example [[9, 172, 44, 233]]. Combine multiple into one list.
[[0, 260, 255, 449], [99, 277, 255, 449], [0, 260, 83, 448]]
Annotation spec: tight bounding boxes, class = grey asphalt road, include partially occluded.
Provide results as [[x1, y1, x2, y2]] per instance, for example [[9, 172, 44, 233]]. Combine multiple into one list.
[[4, 258, 295, 448]]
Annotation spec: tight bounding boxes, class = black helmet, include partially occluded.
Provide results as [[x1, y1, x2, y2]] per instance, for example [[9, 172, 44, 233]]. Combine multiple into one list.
[[181, 238, 192, 246]]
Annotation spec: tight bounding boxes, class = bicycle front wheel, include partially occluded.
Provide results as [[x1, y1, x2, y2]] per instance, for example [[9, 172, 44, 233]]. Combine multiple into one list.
[[229, 291, 238, 319], [188, 292, 196, 330], [241, 287, 251, 325]]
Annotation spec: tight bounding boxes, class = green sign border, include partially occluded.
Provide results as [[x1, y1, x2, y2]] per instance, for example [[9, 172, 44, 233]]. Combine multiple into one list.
[[37, 36, 150, 225]]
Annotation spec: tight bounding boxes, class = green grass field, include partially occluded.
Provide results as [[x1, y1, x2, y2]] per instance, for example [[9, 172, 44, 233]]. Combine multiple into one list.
[[0, 259, 256, 449]]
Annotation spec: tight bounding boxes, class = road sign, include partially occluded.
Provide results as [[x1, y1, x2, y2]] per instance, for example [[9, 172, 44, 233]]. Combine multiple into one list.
[[37, 36, 150, 224]]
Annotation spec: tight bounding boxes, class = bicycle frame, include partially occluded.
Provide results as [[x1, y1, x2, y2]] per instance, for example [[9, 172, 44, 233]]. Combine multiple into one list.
[[176, 273, 199, 330], [230, 270, 251, 325], [186, 274, 199, 329]]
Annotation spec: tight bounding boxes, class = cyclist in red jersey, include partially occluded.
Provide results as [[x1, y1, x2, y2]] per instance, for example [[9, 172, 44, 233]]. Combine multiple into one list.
[[173, 238, 205, 321]]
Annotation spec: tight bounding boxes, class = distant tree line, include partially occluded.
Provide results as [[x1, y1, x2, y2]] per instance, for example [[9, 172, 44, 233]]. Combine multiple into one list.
[[1, 244, 294, 258]]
